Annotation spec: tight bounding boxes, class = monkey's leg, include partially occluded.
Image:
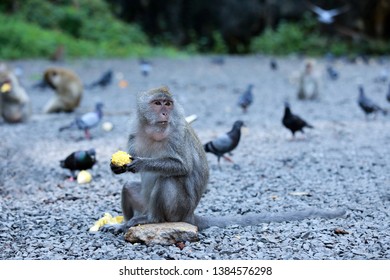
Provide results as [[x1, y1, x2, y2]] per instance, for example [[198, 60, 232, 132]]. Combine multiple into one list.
[[121, 181, 145, 221], [126, 177, 194, 228], [43, 98, 63, 113], [102, 182, 145, 234]]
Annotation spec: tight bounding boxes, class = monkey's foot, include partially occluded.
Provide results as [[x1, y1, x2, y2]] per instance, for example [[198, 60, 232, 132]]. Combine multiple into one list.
[[125, 215, 149, 228], [101, 223, 126, 234]]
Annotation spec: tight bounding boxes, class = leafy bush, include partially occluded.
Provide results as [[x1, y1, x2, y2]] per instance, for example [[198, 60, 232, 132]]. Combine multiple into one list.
[[250, 21, 329, 55], [0, 14, 180, 59], [0, 14, 99, 59], [250, 14, 390, 56]]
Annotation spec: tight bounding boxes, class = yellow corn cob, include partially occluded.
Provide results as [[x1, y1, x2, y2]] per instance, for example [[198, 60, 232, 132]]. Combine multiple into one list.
[[111, 150, 132, 166]]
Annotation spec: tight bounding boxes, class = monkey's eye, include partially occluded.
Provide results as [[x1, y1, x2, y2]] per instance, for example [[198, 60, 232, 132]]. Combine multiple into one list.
[[164, 101, 172, 106], [153, 101, 162, 106]]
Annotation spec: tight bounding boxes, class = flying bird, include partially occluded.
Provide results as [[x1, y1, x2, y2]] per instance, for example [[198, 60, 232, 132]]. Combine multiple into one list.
[[308, 3, 349, 24], [59, 102, 104, 139], [282, 102, 314, 138], [60, 149, 96, 180], [357, 85, 387, 118], [87, 70, 113, 89], [238, 84, 254, 113], [204, 120, 245, 166]]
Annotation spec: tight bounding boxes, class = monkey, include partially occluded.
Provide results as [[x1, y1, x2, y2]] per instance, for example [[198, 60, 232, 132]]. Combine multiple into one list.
[[107, 86, 345, 233], [0, 63, 31, 123], [50, 44, 65, 62], [297, 59, 320, 100], [41, 67, 83, 113]]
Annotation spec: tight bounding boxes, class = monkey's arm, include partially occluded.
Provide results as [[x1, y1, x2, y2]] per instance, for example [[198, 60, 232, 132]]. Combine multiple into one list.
[[43, 98, 63, 113], [127, 156, 189, 176]]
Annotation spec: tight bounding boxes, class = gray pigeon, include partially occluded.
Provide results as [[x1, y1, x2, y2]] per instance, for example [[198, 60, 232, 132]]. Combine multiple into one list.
[[358, 86, 387, 118], [238, 84, 254, 113], [59, 102, 104, 139], [87, 70, 113, 89], [204, 120, 245, 166]]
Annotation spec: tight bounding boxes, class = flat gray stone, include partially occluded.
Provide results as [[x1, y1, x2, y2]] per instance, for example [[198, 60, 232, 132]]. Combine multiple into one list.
[[124, 222, 199, 245]]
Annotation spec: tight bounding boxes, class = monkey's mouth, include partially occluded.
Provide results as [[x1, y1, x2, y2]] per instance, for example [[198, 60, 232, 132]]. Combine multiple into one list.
[[157, 121, 168, 125]]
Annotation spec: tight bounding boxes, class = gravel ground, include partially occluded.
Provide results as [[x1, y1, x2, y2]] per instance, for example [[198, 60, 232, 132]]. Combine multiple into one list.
[[0, 55, 389, 260]]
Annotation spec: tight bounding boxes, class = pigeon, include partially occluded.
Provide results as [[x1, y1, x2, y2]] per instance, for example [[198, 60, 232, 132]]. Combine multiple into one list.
[[270, 59, 278, 70], [308, 3, 349, 24], [87, 70, 113, 89], [358, 85, 387, 118], [59, 102, 104, 139], [326, 65, 339, 80], [238, 84, 254, 113], [282, 102, 314, 138], [204, 120, 245, 166], [139, 59, 152, 77], [60, 149, 96, 180]]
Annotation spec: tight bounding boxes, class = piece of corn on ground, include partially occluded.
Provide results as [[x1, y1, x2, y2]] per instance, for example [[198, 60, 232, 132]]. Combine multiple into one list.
[[111, 150, 132, 166], [89, 213, 124, 232], [77, 170, 92, 184]]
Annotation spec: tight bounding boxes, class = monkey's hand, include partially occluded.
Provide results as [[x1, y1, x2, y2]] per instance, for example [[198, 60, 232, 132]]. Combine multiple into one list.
[[110, 162, 128, 174], [125, 157, 143, 173]]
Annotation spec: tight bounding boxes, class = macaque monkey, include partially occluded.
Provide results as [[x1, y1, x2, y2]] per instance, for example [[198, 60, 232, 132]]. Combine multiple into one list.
[[297, 59, 320, 100], [41, 67, 83, 113], [108, 86, 345, 233], [0, 63, 31, 123]]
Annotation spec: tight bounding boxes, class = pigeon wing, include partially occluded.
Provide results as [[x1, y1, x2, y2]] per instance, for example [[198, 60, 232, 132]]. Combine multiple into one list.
[[77, 112, 99, 129], [211, 133, 234, 153]]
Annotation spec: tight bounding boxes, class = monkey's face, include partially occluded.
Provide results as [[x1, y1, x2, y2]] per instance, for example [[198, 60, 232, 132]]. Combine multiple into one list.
[[149, 98, 173, 125], [44, 69, 61, 90]]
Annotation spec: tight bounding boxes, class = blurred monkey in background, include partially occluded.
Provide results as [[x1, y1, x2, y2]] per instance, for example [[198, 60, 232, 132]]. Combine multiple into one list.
[[41, 67, 83, 113], [0, 63, 31, 123]]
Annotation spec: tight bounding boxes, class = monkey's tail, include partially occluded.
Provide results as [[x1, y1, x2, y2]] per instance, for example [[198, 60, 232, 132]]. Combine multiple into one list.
[[194, 208, 346, 230]]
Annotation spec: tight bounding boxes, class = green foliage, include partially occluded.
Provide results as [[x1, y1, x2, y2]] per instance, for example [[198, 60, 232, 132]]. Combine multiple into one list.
[[250, 14, 390, 56], [0, 0, 182, 59], [250, 21, 328, 56], [0, 13, 181, 59], [17, 0, 148, 45], [212, 32, 228, 54], [0, 14, 99, 59]]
